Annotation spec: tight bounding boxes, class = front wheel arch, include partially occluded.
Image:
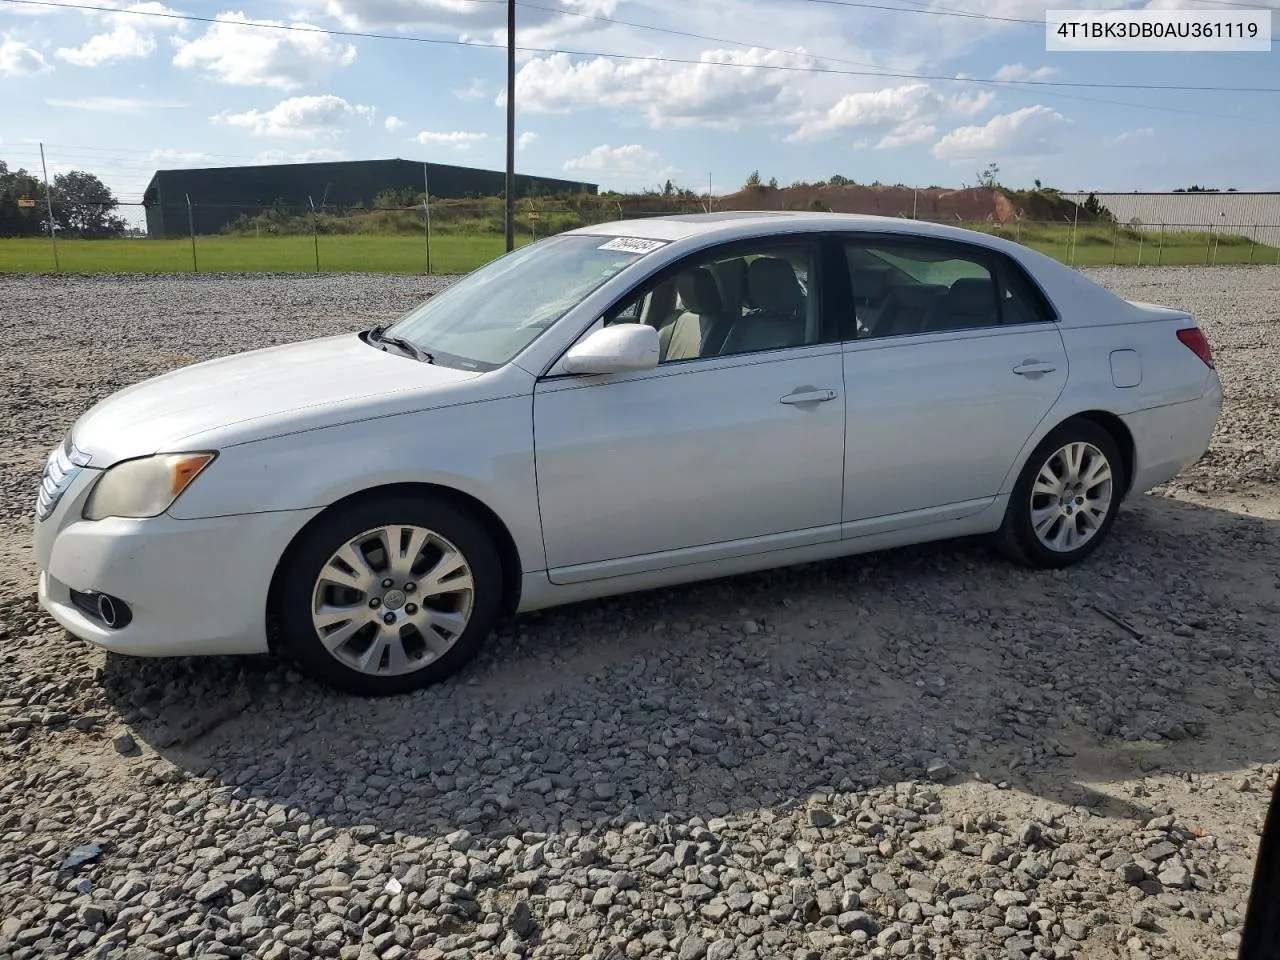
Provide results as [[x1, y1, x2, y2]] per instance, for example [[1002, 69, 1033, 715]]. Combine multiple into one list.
[[265, 482, 523, 653]]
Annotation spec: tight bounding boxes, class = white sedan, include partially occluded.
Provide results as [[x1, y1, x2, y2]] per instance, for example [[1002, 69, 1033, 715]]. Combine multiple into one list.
[[34, 212, 1222, 695]]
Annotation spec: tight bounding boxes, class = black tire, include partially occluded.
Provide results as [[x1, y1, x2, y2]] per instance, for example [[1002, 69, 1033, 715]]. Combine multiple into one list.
[[993, 417, 1126, 569], [276, 494, 503, 696]]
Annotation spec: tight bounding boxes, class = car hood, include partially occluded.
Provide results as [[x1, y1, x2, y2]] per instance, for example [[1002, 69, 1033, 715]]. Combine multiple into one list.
[[71, 333, 481, 465]]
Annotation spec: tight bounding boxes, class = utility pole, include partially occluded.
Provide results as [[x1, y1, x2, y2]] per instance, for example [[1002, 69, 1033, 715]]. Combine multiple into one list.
[[505, 0, 516, 252], [39, 142, 60, 272]]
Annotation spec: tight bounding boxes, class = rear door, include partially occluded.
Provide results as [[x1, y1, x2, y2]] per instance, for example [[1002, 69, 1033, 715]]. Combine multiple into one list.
[[838, 236, 1069, 527]]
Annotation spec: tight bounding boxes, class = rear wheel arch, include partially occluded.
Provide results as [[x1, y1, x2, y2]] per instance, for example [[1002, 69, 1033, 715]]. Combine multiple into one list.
[[265, 482, 523, 652], [1006, 408, 1136, 501], [994, 413, 1130, 568], [1070, 410, 1136, 497]]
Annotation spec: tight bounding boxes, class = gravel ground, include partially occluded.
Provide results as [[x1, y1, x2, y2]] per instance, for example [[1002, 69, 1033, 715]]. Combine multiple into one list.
[[1, 267, 1279, 960]]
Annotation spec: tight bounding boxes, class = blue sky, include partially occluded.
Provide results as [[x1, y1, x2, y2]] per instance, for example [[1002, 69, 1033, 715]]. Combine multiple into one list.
[[1, 0, 1277, 220]]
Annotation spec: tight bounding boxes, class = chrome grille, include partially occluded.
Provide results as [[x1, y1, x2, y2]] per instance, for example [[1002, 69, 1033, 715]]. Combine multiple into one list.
[[35, 439, 90, 522]]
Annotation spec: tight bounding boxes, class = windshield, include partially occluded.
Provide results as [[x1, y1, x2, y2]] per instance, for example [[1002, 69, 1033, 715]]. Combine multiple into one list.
[[384, 234, 663, 370]]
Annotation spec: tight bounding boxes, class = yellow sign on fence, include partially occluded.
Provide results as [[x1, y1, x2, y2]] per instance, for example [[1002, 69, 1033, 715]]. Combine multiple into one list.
[[17, 199, 36, 208]]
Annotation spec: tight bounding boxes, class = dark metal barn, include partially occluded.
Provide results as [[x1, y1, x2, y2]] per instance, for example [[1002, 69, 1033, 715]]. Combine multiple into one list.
[[141, 158, 598, 238]]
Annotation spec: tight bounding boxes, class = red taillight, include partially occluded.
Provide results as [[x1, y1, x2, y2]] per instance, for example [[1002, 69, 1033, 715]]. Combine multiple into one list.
[[1177, 326, 1215, 369]]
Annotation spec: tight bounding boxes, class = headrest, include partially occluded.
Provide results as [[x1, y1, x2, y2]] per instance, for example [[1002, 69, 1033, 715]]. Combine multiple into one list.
[[850, 266, 890, 301], [748, 257, 804, 314], [946, 277, 996, 313], [676, 267, 722, 315], [715, 257, 750, 308], [646, 278, 678, 321]]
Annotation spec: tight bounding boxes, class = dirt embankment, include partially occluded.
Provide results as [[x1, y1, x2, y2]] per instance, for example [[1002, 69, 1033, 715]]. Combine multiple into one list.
[[716, 183, 1092, 223]]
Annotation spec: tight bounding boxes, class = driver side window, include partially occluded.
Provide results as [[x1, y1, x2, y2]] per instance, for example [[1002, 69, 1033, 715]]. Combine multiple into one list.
[[605, 241, 822, 364]]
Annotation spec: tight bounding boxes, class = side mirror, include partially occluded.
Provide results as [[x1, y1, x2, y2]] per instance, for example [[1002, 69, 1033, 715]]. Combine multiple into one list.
[[561, 323, 659, 376], [1239, 770, 1280, 959]]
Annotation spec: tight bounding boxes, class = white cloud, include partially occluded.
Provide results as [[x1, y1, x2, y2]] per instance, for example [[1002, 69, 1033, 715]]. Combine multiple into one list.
[[788, 83, 994, 147], [322, 0, 511, 30], [385, 116, 405, 133], [0, 35, 53, 75], [876, 122, 938, 150], [511, 48, 817, 130], [215, 95, 375, 138], [517, 131, 538, 151], [56, 2, 183, 67], [251, 148, 347, 165], [453, 78, 487, 102], [1108, 127, 1155, 145], [46, 96, 186, 112], [992, 63, 1059, 82], [150, 148, 212, 165], [172, 12, 356, 90], [322, 0, 613, 46], [564, 144, 658, 173], [933, 105, 1072, 160], [412, 131, 487, 149]]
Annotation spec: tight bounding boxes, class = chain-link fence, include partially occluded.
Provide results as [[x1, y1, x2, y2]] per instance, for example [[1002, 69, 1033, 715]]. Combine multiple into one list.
[[3, 191, 1280, 274]]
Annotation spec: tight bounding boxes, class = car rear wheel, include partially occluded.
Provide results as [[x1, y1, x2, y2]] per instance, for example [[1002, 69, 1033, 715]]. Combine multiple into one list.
[[276, 495, 502, 696], [994, 418, 1126, 569]]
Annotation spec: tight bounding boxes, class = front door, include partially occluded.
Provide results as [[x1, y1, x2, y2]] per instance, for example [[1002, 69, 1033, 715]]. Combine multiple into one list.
[[533, 236, 848, 583]]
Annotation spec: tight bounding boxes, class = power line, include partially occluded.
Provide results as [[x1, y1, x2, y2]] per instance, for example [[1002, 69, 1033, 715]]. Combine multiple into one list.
[[795, 0, 1038, 25], [3, 0, 1278, 90], [526, 0, 1272, 79], [518, 0, 888, 70], [794, 0, 1280, 22]]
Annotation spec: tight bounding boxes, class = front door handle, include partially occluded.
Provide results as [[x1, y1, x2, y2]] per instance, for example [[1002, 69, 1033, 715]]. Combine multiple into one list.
[[780, 388, 838, 405], [1013, 360, 1057, 378]]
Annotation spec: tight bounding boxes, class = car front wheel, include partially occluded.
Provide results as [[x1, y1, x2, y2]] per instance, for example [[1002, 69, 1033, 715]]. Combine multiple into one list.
[[995, 418, 1126, 569], [276, 495, 503, 696]]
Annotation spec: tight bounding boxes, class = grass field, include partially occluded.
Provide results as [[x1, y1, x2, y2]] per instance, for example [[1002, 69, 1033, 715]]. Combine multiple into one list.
[[1, 223, 1277, 275], [0, 234, 531, 275]]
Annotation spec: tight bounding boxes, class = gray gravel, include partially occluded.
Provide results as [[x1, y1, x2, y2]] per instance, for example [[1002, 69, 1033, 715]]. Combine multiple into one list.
[[1, 267, 1279, 960]]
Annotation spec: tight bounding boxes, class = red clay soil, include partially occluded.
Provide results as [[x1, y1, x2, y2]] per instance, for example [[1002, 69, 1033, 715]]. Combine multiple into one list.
[[715, 184, 1034, 223]]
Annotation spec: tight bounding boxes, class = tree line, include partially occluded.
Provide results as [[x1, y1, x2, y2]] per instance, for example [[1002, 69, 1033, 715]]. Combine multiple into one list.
[[0, 160, 128, 239]]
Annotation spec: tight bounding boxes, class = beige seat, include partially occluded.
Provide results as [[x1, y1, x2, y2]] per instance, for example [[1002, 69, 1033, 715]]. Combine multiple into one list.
[[717, 257, 808, 355], [659, 268, 731, 361]]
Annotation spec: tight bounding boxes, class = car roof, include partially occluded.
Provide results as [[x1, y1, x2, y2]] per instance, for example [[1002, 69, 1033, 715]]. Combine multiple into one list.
[[566, 211, 1137, 326], [568, 211, 1014, 248]]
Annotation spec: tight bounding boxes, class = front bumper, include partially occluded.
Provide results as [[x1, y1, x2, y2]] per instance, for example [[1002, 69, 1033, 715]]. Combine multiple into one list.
[[33, 469, 320, 658]]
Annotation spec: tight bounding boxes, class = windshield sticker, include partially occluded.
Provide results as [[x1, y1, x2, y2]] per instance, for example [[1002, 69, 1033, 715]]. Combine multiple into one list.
[[598, 236, 668, 255]]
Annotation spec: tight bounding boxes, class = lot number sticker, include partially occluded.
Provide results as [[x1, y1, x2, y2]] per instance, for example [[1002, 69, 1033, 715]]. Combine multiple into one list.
[[598, 236, 668, 254]]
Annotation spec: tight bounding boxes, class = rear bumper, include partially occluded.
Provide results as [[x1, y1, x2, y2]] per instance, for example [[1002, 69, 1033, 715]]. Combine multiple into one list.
[[1122, 373, 1223, 496], [34, 470, 319, 657]]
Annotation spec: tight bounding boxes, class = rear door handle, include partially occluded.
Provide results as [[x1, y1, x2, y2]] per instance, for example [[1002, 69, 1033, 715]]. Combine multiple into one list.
[[1013, 360, 1057, 377], [780, 388, 838, 405]]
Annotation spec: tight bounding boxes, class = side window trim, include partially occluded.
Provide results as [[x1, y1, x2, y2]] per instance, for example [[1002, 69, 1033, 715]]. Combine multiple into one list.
[[820, 234, 859, 344], [991, 251, 1060, 325], [599, 233, 832, 364], [843, 231, 1058, 328], [842, 233, 1013, 339]]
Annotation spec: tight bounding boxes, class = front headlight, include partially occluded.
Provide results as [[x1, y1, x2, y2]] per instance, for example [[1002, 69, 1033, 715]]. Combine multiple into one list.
[[82, 452, 217, 521]]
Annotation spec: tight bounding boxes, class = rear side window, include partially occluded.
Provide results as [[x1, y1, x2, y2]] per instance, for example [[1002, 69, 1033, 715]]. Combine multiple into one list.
[[995, 257, 1057, 326], [844, 239, 1053, 338]]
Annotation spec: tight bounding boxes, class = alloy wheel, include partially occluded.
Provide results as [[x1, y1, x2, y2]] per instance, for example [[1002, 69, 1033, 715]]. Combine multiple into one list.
[[1029, 441, 1114, 553], [310, 524, 475, 677]]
